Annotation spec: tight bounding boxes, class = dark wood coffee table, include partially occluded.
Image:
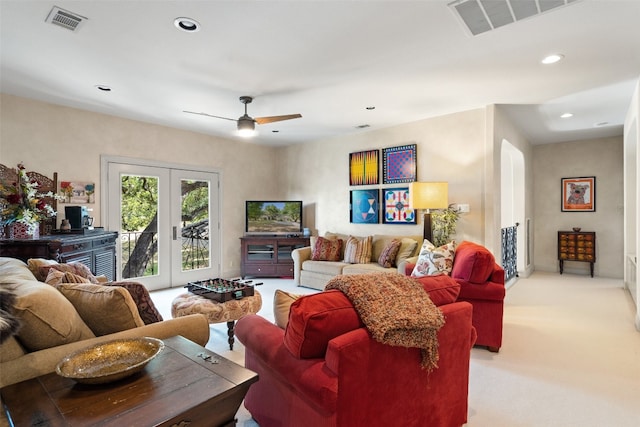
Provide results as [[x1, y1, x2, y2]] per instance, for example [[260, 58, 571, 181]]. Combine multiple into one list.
[[0, 335, 258, 426]]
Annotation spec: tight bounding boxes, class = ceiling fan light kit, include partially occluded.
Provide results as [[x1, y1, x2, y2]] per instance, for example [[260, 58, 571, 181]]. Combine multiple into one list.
[[184, 95, 301, 138]]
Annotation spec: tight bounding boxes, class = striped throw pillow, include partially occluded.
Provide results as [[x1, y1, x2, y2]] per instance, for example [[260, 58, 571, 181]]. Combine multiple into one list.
[[344, 235, 373, 264]]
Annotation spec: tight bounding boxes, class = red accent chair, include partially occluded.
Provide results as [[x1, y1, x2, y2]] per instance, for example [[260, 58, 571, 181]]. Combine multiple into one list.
[[406, 241, 506, 352], [236, 277, 476, 427]]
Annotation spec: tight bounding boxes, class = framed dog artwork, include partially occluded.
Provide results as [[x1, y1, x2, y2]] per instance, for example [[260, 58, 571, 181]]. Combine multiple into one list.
[[561, 176, 595, 212]]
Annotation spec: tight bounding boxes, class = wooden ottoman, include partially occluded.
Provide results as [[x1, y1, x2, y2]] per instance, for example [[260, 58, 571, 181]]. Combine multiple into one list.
[[171, 290, 262, 350]]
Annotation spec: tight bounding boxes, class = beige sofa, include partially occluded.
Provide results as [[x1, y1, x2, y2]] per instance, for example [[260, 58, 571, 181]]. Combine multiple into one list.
[[292, 232, 423, 290], [0, 257, 210, 389]]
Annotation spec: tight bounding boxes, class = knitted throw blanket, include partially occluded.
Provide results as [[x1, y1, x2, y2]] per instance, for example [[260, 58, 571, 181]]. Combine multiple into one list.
[[325, 273, 445, 371]]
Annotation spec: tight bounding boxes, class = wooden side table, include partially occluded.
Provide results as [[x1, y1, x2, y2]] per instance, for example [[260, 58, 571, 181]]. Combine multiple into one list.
[[558, 231, 596, 277], [0, 336, 258, 427]]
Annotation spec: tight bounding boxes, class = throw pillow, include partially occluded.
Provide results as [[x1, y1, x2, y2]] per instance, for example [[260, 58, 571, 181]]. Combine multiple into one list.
[[411, 239, 457, 277], [311, 236, 343, 261], [44, 269, 91, 285], [378, 238, 401, 268], [396, 237, 419, 264], [36, 262, 99, 284], [284, 290, 363, 359], [12, 280, 95, 351], [106, 281, 164, 324], [0, 289, 21, 344], [450, 241, 497, 284], [273, 289, 303, 329], [343, 235, 373, 264], [56, 283, 145, 336], [26, 258, 58, 280]]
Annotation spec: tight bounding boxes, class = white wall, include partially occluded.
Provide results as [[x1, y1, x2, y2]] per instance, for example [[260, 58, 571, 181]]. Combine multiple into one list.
[[279, 108, 492, 246], [623, 78, 639, 329], [533, 137, 624, 278], [0, 94, 282, 277], [491, 105, 535, 277]]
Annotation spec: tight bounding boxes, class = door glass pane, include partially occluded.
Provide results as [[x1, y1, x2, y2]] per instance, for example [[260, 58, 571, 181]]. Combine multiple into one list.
[[120, 175, 159, 279], [180, 179, 210, 271]]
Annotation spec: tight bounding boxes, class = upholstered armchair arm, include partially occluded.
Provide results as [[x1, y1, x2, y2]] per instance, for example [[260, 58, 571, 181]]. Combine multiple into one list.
[[291, 246, 312, 286], [490, 264, 506, 285]]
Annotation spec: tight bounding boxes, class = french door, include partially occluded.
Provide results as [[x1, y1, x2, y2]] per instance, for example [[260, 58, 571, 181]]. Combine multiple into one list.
[[106, 160, 220, 290]]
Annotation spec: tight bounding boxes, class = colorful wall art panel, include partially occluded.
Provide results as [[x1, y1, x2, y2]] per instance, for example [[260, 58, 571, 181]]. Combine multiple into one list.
[[59, 181, 95, 204], [383, 187, 416, 224], [382, 144, 417, 184], [350, 189, 380, 224], [349, 150, 379, 185]]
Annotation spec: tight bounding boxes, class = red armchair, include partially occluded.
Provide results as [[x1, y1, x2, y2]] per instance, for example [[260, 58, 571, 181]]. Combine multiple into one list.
[[236, 278, 476, 427], [406, 241, 506, 352]]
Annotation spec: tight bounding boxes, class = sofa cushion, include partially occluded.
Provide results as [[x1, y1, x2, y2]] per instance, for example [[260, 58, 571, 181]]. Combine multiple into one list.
[[344, 235, 373, 264], [342, 263, 393, 275], [11, 279, 95, 351], [311, 237, 344, 261], [378, 238, 401, 268], [412, 240, 457, 277], [273, 289, 303, 329], [106, 281, 164, 324], [284, 290, 362, 359], [301, 260, 348, 276], [56, 283, 145, 336], [411, 275, 461, 306], [451, 241, 496, 284], [0, 258, 37, 283]]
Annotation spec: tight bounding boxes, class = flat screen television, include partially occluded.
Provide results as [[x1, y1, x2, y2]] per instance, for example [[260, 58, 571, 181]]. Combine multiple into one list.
[[245, 200, 303, 235]]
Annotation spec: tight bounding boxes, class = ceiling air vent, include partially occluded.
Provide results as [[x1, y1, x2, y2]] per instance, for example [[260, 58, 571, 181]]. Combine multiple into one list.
[[448, 0, 580, 36], [45, 6, 87, 32]]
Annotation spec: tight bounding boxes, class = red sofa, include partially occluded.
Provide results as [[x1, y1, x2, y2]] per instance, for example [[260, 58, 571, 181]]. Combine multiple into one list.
[[236, 275, 476, 427], [406, 241, 506, 352]]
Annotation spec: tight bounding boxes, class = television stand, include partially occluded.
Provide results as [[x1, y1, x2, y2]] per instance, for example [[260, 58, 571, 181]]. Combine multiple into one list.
[[240, 236, 310, 278]]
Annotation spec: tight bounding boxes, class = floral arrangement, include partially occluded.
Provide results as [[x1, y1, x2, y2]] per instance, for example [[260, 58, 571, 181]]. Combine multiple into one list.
[[0, 163, 62, 234]]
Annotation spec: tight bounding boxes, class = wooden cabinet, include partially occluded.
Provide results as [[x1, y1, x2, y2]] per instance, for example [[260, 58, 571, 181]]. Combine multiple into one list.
[[0, 230, 118, 281], [240, 236, 310, 278], [558, 231, 596, 277]]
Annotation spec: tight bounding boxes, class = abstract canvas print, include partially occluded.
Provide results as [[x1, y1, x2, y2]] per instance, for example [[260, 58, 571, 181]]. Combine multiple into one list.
[[349, 150, 379, 185], [382, 144, 417, 184], [383, 187, 416, 224], [350, 189, 380, 224]]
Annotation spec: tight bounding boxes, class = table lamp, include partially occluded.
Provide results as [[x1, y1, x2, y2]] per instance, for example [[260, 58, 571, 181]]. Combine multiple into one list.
[[408, 182, 449, 243]]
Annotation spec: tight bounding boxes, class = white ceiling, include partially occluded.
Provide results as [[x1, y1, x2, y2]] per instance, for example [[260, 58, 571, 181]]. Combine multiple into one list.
[[1, 0, 639, 147]]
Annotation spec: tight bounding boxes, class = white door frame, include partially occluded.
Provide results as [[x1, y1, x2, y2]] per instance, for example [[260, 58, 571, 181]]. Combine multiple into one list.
[[101, 155, 222, 288]]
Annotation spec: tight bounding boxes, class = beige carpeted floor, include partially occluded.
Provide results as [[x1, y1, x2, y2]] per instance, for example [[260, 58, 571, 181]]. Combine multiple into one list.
[[151, 272, 640, 426]]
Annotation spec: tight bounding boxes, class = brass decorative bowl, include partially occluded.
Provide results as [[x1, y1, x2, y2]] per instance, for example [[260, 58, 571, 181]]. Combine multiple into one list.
[[56, 337, 164, 384], [572, 227, 582, 232]]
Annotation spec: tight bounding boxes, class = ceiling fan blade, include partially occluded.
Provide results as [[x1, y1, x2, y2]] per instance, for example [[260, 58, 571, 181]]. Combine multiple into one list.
[[183, 110, 237, 122], [255, 114, 302, 125]]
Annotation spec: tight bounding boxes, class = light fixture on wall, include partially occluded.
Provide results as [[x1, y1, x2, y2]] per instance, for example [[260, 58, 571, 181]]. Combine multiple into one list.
[[409, 182, 449, 242]]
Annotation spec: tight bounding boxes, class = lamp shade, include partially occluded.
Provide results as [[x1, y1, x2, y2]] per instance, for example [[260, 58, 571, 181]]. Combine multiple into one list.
[[408, 182, 449, 210]]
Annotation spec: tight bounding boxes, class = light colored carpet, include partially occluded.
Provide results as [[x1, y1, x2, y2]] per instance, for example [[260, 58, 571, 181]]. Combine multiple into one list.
[[151, 272, 640, 426]]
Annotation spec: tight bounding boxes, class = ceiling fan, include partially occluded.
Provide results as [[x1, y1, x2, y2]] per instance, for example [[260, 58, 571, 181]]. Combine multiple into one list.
[[184, 96, 302, 136]]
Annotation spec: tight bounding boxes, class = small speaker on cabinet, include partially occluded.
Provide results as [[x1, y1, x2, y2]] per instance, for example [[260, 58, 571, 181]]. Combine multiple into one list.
[[65, 206, 85, 229]]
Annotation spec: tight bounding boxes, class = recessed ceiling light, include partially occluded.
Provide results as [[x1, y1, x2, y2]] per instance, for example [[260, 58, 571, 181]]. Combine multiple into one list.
[[174, 17, 200, 32], [560, 113, 573, 118], [95, 85, 112, 92], [541, 54, 564, 65]]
